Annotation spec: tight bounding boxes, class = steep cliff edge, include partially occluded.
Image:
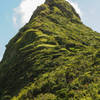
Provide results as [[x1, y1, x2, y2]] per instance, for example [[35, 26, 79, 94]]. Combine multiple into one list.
[[0, 0, 100, 100]]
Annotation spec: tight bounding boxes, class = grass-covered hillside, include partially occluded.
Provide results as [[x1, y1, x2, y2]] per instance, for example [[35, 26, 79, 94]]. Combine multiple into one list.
[[0, 0, 100, 99]]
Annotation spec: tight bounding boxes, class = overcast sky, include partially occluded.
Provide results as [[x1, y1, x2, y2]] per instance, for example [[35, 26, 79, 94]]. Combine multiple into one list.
[[0, 0, 100, 61]]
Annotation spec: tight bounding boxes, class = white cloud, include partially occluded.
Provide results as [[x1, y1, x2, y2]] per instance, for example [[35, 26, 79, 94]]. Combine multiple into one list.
[[67, 0, 82, 17], [13, 0, 82, 28], [13, 0, 45, 28], [0, 56, 2, 61], [13, 16, 17, 27]]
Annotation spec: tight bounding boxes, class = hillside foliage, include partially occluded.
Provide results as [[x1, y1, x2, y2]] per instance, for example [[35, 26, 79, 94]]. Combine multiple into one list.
[[0, 0, 100, 100]]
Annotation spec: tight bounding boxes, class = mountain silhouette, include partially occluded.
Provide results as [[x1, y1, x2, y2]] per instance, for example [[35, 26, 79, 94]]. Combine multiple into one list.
[[0, 0, 100, 100]]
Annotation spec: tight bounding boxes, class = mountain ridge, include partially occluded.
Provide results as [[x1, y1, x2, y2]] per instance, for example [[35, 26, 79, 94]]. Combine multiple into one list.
[[0, 0, 100, 100]]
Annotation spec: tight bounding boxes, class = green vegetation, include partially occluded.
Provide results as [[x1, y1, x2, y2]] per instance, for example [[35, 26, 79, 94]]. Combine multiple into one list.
[[0, 0, 100, 99]]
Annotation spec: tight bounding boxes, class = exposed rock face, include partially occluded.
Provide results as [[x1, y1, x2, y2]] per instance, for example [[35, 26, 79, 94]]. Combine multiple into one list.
[[0, 0, 100, 100]]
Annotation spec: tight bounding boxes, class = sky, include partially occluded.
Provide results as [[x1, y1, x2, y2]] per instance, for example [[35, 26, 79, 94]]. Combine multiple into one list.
[[0, 0, 100, 61]]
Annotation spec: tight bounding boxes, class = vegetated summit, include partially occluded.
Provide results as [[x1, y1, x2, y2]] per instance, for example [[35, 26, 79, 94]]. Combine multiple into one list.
[[0, 0, 100, 99]]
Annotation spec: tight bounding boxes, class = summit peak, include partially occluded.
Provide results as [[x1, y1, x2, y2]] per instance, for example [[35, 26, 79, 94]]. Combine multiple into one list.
[[30, 0, 81, 22]]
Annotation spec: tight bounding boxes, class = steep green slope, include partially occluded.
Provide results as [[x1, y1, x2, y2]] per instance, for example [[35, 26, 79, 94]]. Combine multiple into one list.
[[0, 0, 100, 100]]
